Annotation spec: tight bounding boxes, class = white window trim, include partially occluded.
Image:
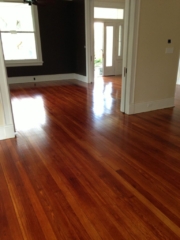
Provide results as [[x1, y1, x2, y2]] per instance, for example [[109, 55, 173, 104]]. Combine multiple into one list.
[[0, 2, 43, 67], [94, 2, 125, 9]]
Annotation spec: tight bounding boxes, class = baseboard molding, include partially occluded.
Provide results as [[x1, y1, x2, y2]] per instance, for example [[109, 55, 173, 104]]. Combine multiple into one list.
[[0, 124, 15, 140], [74, 74, 87, 83], [8, 73, 88, 84], [128, 97, 174, 114], [0, 127, 4, 140]]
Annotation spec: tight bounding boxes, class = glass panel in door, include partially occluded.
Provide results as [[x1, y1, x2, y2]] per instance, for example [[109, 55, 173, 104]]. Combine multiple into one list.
[[94, 22, 104, 77], [106, 26, 113, 67], [104, 23, 115, 76]]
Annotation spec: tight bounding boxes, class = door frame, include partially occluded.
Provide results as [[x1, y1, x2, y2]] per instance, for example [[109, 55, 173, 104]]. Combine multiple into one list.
[[85, 0, 94, 83], [85, 0, 141, 114], [121, 0, 141, 114], [0, 36, 15, 140]]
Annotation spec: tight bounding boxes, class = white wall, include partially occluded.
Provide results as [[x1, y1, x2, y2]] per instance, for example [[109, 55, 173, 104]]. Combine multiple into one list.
[[132, 0, 180, 113]]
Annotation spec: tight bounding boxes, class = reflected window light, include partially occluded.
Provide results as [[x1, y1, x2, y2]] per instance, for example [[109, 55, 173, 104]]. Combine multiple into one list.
[[104, 83, 113, 110], [93, 77, 104, 92], [93, 81, 113, 117], [93, 96, 104, 117], [12, 96, 46, 130]]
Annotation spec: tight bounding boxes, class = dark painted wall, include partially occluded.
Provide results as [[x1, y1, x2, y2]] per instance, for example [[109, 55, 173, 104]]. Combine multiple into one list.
[[7, 0, 86, 77], [74, 0, 86, 76]]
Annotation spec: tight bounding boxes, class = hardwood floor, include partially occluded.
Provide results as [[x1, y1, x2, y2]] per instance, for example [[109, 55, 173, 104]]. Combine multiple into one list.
[[0, 77, 180, 239]]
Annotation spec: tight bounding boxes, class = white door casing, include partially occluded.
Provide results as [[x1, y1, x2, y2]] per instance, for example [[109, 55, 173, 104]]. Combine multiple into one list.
[[120, 0, 141, 114], [85, 0, 94, 83], [0, 34, 15, 140]]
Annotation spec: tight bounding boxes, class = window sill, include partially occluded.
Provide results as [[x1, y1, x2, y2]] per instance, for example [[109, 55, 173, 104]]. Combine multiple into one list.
[[5, 61, 43, 67]]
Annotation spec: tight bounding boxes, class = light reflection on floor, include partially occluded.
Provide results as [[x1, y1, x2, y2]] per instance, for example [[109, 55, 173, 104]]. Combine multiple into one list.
[[93, 77, 113, 117], [11, 76, 121, 133], [12, 95, 46, 131]]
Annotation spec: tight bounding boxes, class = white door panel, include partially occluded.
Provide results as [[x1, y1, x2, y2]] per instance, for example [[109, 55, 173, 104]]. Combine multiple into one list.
[[115, 59, 122, 75], [103, 22, 123, 76]]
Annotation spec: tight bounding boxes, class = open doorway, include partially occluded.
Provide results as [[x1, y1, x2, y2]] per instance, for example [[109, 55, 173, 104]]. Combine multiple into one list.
[[93, 7, 124, 79], [93, 5, 124, 107], [85, 0, 141, 114]]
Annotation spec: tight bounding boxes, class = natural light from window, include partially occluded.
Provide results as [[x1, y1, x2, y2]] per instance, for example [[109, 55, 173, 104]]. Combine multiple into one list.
[[12, 96, 46, 131], [94, 7, 124, 19], [0, 3, 37, 60], [106, 26, 113, 67]]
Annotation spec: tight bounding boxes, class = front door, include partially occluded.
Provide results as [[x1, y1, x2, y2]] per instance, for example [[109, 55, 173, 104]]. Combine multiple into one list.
[[103, 22, 123, 76]]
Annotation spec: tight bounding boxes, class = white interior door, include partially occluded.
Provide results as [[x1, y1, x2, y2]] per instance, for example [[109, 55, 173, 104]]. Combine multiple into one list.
[[103, 23, 115, 76], [115, 23, 123, 75]]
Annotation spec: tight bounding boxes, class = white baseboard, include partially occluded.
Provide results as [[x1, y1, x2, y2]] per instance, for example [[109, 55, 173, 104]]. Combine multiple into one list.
[[74, 74, 87, 83], [128, 97, 174, 114], [0, 124, 15, 140], [8, 73, 88, 84], [0, 127, 4, 140]]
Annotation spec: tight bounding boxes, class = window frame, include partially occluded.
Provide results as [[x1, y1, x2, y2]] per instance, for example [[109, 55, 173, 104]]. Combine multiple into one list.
[[0, 2, 43, 67]]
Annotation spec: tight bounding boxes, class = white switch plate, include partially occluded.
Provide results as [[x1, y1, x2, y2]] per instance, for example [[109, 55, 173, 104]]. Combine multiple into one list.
[[165, 47, 174, 54]]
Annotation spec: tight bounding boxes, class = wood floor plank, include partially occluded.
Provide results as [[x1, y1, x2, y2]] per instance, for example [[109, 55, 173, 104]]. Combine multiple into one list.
[[22, 139, 121, 240], [0, 77, 179, 239], [0, 141, 46, 240], [8, 140, 93, 240], [0, 146, 23, 240], [5, 140, 58, 240], [32, 139, 142, 240]]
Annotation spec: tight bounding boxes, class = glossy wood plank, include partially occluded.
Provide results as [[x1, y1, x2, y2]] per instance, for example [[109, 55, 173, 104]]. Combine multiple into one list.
[[0, 145, 24, 240], [0, 141, 47, 240], [0, 76, 179, 239]]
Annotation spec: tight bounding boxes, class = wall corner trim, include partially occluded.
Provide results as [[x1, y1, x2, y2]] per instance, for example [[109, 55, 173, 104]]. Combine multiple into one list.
[[128, 97, 174, 114]]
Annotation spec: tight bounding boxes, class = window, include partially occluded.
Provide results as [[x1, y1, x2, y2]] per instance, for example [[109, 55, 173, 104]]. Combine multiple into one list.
[[94, 7, 124, 20], [118, 25, 122, 57], [0, 2, 43, 67], [106, 26, 113, 67]]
